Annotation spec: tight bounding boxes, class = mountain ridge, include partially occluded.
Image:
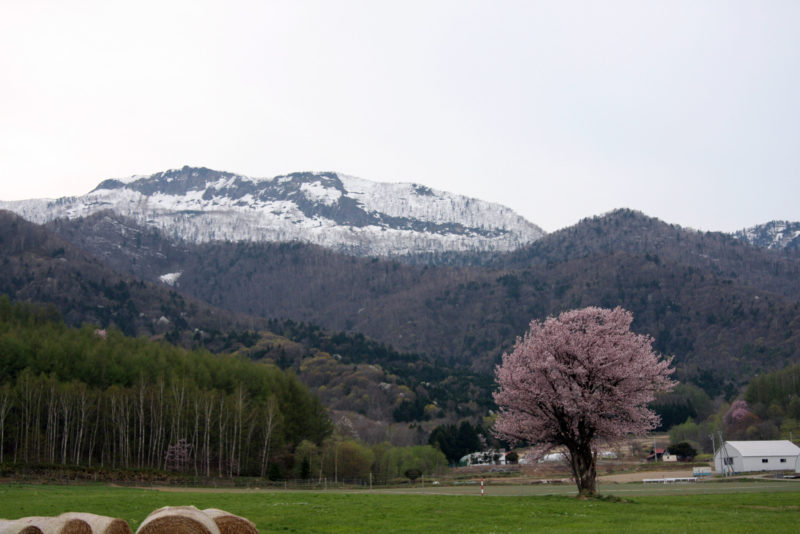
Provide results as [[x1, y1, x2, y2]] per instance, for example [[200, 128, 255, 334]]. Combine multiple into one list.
[[3, 166, 797, 258], [32, 208, 800, 401], [732, 220, 800, 252], [0, 166, 545, 257]]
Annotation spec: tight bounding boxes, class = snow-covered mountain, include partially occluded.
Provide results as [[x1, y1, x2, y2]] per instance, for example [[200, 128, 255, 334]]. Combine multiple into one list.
[[732, 220, 800, 251], [0, 166, 545, 256]]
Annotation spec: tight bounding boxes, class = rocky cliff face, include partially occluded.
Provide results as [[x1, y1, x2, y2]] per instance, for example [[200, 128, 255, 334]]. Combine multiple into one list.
[[0, 166, 545, 257]]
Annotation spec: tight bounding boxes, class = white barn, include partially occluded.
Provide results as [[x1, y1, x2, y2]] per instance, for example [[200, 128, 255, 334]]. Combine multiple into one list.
[[714, 440, 800, 474]]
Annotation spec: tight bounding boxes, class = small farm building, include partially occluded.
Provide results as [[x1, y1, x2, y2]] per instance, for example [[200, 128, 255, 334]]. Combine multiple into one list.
[[458, 449, 507, 467], [646, 448, 678, 462], [714, 440, 800, 474]]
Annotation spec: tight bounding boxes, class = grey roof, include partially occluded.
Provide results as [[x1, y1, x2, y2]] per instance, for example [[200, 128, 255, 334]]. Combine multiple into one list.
[[722, 440, 800, 457]]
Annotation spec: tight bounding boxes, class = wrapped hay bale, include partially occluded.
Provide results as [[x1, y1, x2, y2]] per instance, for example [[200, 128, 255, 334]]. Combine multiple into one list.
[[58, 514, 131, 534], [12, 517, 91, 534], [201, 510, 257, 534], [0, 519, 44, 534], [135, 507, 220, 534]]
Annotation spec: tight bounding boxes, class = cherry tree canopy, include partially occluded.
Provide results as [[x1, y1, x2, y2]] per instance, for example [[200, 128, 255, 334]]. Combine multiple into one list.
[[494, 306, 675, 496]]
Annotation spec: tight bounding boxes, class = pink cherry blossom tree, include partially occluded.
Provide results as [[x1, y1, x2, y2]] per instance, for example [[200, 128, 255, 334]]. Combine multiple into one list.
[[494, 307, 675, 497]]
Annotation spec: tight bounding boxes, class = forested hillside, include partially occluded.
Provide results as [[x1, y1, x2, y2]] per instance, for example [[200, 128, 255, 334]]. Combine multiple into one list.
[[6, 207, 800, 422], [37, 209, 800, 401], [499, 209, 800, 299], [236, 320, 494, 443], [0, 211, 496, 444], [0, 296, 331, 475], [0, 210, 269, 351]]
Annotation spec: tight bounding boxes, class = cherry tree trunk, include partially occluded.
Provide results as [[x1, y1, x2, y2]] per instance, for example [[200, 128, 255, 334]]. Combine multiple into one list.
[[569, 444, 597, 497]]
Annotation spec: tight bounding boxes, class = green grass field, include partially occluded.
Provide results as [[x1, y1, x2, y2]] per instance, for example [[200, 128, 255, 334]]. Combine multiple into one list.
[[1, 482, 799, 533]]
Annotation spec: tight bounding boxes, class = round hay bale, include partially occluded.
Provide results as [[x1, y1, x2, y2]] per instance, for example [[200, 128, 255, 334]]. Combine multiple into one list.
[[14, 517, 91, 534], [201, 510, 257, 534], [58, 514, 131, 534], [135, 507, 220, 534], [0, 519, 44, 534]]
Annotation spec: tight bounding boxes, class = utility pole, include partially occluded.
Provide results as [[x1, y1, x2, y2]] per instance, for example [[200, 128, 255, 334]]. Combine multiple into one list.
[[709, 433, 717, 474], [717, 431, 729, 476]]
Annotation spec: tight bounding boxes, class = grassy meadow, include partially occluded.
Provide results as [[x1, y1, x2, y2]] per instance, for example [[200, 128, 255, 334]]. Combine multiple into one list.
[[1, 482, 799, 533]]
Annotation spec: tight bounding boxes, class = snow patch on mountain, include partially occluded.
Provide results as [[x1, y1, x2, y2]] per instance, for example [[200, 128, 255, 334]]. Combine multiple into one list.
[[159, 272, 183, 286], [338, 174, 520, 230], [300, 180, 342, 206], [0, 166, 545, 256], [732, 220, 800, 251]]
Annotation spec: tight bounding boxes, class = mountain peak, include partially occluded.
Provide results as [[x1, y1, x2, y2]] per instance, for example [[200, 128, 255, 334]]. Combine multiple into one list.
[[1, 167, 545, 257], [732, 220, 800, 251]]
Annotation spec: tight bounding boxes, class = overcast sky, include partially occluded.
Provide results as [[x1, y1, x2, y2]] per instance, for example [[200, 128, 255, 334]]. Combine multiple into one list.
[[1, 1, 798, 233]]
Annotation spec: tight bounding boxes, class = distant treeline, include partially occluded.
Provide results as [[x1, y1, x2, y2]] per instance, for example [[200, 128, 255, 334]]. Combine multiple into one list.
[[668, 362, 800, 453], [0, 296, 331, 476], [746, 363, 800, 417]]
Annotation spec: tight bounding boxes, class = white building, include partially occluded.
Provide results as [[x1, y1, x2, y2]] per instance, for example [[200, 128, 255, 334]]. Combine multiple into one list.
[[714, 440, 800, 474], [458, 449, 507, 467], [662, 450, 678, 462]]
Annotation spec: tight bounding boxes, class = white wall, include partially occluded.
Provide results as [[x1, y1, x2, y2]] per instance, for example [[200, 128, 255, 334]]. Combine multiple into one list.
[[715, 448, 798, 474], [740, 455, 795, 472]]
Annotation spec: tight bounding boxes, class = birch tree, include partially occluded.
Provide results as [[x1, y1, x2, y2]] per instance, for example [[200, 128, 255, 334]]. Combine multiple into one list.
[[260, 395, 278, 478], [0, 383, 11, 464]]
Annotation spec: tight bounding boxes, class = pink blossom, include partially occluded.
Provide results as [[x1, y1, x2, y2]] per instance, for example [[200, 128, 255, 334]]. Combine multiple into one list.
[[723, 400, 752, 425], [493, 307, 675, 496]]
